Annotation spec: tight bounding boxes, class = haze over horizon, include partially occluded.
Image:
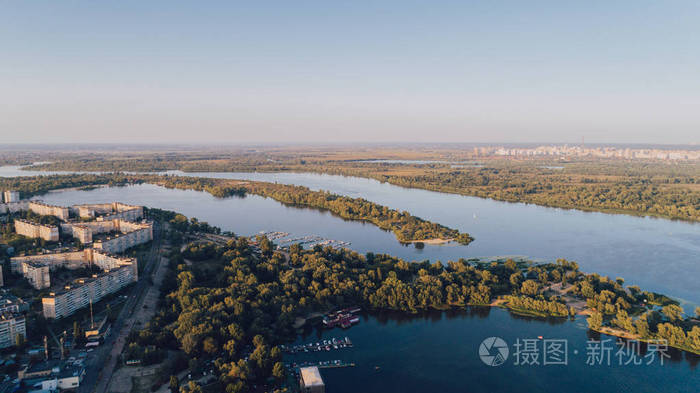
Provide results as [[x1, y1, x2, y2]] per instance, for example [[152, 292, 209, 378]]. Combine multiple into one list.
[[2, 1, 699, 144]]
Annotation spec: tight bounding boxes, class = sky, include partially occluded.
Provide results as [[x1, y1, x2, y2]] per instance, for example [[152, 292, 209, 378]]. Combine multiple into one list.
[[1, 1, 699, 145]]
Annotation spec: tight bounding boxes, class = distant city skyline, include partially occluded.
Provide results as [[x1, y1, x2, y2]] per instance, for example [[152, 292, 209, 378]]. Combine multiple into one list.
[[1, 1, 699, 144]]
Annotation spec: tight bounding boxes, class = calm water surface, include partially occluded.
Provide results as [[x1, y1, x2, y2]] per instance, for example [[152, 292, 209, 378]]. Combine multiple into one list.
[[290, 309, 699, 393], [4, 174, 697, 391], [6, 166, 700, 303], [166, 171, 700, 306]]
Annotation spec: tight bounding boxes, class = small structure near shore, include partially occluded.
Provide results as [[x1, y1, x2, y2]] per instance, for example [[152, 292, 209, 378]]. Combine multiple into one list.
[[322, 307, 361, 329], [299, 366, 325, 393]]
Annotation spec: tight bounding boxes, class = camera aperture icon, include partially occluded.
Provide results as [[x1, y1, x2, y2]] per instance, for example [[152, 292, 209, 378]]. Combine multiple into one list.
[[479, 336, 509, 366]]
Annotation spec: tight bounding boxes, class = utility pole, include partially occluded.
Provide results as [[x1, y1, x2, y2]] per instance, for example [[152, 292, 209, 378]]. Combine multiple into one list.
[[90, 298, 95, 329], [60, 332, 65, 360]]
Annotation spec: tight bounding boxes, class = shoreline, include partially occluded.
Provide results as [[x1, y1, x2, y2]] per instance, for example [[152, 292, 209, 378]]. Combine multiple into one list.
[[407, 238, 453, 245], [16, 166, 700, 224]]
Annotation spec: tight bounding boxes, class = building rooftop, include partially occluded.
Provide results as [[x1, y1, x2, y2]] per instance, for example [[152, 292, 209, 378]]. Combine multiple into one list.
[[14, 219, 57, 229], [0, 312, 24, 321], [26, 359, 61, 374], [58, 365, 84, 379], [300, 366, 324, 387], [0, 290, 27, 308]]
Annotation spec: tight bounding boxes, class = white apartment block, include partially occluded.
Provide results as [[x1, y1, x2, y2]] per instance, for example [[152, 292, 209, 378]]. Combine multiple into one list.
[[14, 219, 59, 242], [0, 200, 29, 215], [11, 251, 92, 275], [62, 219, 152, 247], [28, 201, 70, 221], [18, 262, 51, 290], [42, 258, 137, 319], [11, 249, 138, 297], [94, 222, 153, 254], [0, 313, 26, 349], [6, 201, 147, 318], [73, 202, 143, 221], [3, 190, 21, 203]]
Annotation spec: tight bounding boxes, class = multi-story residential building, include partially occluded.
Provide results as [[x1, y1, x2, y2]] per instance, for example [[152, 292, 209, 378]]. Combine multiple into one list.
[[42, 257, 137, 319], [0, 200, 29, 215], [61, 219, 152, 246], [73, 202, 143, 221], [28, 201, 70, 221], [0, 290, 29, 314], [3, 191, 20, 203], [14, 219, 59, 242], [17, 262, 51, 290], [93, 221, 153, 254], [0, 312, 26, 349], [7, 201, 146, 318], [11, 249, 138, 301]]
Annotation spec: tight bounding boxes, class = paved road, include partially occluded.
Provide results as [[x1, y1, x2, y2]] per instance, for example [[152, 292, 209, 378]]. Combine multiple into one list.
[[78, 221, 164, 393]]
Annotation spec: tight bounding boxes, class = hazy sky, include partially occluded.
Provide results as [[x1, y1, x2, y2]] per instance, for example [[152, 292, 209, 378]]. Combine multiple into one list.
[[1, 1, 699, 144]]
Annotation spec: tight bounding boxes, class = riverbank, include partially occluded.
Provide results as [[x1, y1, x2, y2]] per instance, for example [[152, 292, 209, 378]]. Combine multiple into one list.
[[407, 238, 453, 245]]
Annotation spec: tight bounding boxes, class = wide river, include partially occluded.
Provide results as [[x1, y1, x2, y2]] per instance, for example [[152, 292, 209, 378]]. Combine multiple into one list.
[[7, 166, 697, 305], [2, 167, 699, 390], [174, 170, 699, 306]]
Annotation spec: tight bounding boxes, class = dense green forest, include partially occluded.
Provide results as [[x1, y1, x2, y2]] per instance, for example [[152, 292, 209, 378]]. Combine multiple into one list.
[[24, 153, 700, 221], [576, 275, 700, 354], [0, 174, 473, 244], [125, 213, 698, 392]]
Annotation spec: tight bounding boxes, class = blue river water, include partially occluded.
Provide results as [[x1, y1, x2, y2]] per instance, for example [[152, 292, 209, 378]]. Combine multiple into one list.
[[2, 167, 698, 391]]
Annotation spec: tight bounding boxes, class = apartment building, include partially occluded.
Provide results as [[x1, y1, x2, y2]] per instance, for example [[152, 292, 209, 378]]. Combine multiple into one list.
[[93, 222, 153, 254], [0, 312, 26, 349], [11, 248, 138, 296], [0, 200, 29, 215], [3, 191, 20, 203], [14, 219, 59, 242], [42, 259, 137, 319], [0, 290, 29, 314], [17, 262, 51, 290], [28, 201, 70, 221], [74, 202, 143, 221], [62, 219, 152, 246]]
